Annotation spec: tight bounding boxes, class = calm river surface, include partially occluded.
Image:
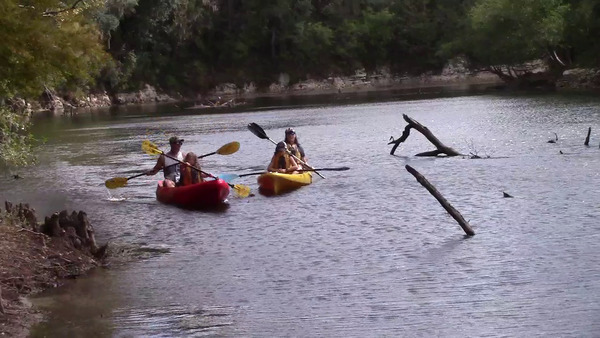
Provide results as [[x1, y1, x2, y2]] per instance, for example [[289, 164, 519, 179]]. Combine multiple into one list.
[[2, 89, 600, 337]]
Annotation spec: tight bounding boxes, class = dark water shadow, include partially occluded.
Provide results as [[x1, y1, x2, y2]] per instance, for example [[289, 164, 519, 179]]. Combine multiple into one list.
[[424, 234, 475, 261], [158, 201, 231, 213], [258, 187, 304, 197]]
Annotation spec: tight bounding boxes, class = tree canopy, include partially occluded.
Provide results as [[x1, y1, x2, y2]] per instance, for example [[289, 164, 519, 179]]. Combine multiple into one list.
[[4, 0, 600, 167], [0, 0, 107, 167]]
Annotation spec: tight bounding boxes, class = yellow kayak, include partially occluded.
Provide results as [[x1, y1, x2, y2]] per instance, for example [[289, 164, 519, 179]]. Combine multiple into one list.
[[257, 172, 313, 195]]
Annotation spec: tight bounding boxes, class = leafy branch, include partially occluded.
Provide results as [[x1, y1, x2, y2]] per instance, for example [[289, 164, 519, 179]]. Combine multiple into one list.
[[42, 0, 85, 17]]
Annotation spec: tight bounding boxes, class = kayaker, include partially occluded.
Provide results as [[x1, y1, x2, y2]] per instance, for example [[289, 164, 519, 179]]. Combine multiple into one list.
[[283, 128, 307, 164], [146, 136, 185, 187], [267, 141, 302, 174], [177, 152, 204, 186]]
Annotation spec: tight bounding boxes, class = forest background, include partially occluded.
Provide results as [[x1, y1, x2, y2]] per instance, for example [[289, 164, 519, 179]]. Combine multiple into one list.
[[2, 0, 600, 167]]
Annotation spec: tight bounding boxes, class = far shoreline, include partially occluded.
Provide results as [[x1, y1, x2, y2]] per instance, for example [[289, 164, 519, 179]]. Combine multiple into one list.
[[24, 66, 600, 117]]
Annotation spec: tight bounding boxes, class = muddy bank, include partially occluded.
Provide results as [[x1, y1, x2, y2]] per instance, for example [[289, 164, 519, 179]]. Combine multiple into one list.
[[0, 202, 107, 337]]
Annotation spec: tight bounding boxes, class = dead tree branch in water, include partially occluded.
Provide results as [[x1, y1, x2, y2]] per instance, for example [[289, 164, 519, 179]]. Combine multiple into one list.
[[584, 127, 591, 146], [388, 114, 462, 156], [547, 133, 558, 143], [405, 165, 475, 236]]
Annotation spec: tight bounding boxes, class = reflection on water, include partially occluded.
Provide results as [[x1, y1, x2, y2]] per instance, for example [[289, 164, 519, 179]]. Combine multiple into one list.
[[29, 269, 116, 337], [3, 89, 600, 336]]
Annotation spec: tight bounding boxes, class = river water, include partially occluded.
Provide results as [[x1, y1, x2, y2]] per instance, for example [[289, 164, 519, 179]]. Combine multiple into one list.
[[2, 88, 600, 337]]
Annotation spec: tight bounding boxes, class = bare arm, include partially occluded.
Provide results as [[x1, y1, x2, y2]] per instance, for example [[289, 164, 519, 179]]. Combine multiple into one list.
[[287, 156, 301, 173], [267, 154, 281, 173], [146, 155, 165, 175]]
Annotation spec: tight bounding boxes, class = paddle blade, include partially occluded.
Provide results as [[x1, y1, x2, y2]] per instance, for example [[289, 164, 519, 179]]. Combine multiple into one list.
[[247, 123, 269, 140], [105, 177, 128, 189], [216, 173, 240, 183], [232, 184, 251, 198], [216, 141, 240, 155], [142, 140, 163, 156]]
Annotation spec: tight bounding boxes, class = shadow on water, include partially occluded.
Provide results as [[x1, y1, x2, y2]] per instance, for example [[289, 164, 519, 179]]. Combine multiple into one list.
[[29, 269, 117, 338], [158, 201, 231, 213], [424, 236, 474, 260]]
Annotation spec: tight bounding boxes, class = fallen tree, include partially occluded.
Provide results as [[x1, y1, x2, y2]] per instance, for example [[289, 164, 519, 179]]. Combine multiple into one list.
[[388, 114, 463, 156]]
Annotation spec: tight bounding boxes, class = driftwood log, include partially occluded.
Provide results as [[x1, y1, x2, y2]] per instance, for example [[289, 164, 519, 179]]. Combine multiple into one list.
[[405, 165, 475, 236], [388, 114, 462, 156], [584, 127, 591, 146]]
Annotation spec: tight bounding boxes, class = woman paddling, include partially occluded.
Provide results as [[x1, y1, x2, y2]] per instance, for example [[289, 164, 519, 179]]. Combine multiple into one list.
[[283, 128, 307, 164], [267, 142, 301, 174]]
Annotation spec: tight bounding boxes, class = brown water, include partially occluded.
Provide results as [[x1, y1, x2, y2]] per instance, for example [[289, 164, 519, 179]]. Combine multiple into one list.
[[2, 89, 600, 337]]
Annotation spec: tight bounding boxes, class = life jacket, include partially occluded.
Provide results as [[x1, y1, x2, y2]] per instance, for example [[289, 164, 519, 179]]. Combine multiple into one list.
[[180, 165, 202, 186], [273, 151, 292, 170], [285, 142, 305, 160], [163, 151, 183, 181]]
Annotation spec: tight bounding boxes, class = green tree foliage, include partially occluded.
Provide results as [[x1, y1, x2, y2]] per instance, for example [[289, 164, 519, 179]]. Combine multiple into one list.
[[449, 0, 569, 69], [105, 0, 519, 90], [0, 0, 109, 167], [564, 0, 600, 67], [347, 9, 394, 73], [390, 0, 473, 75], [0, 0, 109, 98], [0, 107, 33, 168], [106, 0, 214, 92], [289, 22, 335, 77]]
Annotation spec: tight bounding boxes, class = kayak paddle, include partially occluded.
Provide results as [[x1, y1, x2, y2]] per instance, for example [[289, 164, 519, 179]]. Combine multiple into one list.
[[105, 141, 241, 189], [141, 140, 251, 198], [199, 141, 240, 158], [219, 167, 350, 181], [247, 122, 325, 179]]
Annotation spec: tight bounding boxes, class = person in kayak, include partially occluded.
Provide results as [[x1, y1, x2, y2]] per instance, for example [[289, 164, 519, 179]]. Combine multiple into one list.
[[177, 152, 205, 186], [283, 128, 307, 164], [267, 141, 302, 174], [146, 136, 185, 187]]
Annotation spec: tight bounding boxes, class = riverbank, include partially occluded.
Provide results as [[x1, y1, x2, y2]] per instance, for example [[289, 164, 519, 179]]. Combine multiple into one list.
[[17, 63, 506, 113], [8, 62, 600, 114], [0, 203, 107, 337]]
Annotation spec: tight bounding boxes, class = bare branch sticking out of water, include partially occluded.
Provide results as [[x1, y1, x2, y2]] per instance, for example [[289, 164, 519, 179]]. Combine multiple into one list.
[[464, 138, 492, 159], [405, 165, 475, 236], [584, 127, 592, 146], [388, 114, 462, 157]]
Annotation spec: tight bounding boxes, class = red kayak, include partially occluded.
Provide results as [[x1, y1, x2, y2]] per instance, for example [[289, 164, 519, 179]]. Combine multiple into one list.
[[156, 179, 230, 209]]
